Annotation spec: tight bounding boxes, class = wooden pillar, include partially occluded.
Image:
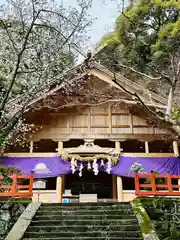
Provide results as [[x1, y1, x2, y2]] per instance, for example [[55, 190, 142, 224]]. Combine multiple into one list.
[[115, 141, 121, 154], [145, 141, 149, 153], [173, 141, 179, 156], [56, 176, 63, 203], [58, 141, 63, 155], [30, 141, 34, 153], [178, 179, 180, 191], [108, 104, 112, 133], [62, 176, 65, 195], [117, 176, 123, 202], [112, 176, 117, 200]]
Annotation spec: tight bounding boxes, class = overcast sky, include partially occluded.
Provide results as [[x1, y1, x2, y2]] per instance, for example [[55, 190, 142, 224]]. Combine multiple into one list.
[[1, 0, 128, 60]]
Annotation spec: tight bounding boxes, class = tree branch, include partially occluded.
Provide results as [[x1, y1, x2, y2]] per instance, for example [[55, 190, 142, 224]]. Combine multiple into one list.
[[0, 11, 40, 118], [0, 19, 17, 52], [112, 72, 164, 120], [117, 62, 162, 80]]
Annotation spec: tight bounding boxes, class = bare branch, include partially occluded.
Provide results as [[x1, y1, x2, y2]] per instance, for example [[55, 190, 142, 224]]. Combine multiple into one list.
[[112, 72, 164, 120], [117, 62, 162, 80]]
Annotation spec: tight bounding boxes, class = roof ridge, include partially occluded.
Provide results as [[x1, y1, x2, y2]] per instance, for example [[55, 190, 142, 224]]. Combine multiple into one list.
[[93, 61, 167, 105]]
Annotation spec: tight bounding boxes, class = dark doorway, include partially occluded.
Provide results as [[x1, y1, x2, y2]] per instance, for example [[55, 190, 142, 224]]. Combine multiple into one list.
[[65, 168, 112, 198]]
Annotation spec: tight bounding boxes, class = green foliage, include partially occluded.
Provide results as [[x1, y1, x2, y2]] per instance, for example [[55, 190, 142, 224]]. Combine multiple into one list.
[[0, 166, 22, 192], [98, 0, 180, 80], [141, 197, 180, 240], [143, 171, 165, 191], [0, 137, 9, 148], [132, 198, 152, 235], [172, 107, 180, 121]]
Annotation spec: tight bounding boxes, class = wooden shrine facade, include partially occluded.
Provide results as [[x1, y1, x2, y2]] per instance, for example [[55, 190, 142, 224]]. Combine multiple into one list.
[[3, 62, 180, 203], [27, 103, 171, 143]]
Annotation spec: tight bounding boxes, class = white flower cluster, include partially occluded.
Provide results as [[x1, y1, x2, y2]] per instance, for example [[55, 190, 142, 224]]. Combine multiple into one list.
[[0, 0, 92, 148], [130, 162, 147, 174]]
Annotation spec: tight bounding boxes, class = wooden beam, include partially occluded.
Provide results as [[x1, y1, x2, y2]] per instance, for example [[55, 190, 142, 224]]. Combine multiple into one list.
[[6, 152, 175, 158], [108, 104, 112, 133], [122, 153, 174, 157], [30, 133, 175, 142], [112, 125, 130, 128], [56, 176, 63, 203], [88, 108, 91, 132], [173, 141, 179, 156], [115, 141, 121, 154], [145, 141, 149, 153], [117, 176, 123, 202], [58, 141, 63, 155], [129, 113, 133, 134]]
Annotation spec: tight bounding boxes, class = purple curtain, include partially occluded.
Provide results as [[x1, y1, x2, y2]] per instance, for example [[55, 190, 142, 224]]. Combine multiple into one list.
[[0, 155, 180, 178], [0, 156, 71, 178]]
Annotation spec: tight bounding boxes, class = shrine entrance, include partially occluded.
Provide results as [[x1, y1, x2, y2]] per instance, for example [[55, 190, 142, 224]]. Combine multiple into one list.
[[65, 169, 113, 199], [61, 139, 118, 202]]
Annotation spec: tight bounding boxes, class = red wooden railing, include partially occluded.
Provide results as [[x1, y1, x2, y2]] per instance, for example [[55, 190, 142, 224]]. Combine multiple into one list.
[[135, 172, 180, 196], [0, 173, 34, 198]]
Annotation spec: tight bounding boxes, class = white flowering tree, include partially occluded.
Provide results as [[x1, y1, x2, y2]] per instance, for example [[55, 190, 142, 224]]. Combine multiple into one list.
[[0, 0, 92, 147]]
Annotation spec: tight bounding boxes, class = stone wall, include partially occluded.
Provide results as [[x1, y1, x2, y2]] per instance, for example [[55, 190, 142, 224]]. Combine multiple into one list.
[[141, 197, 180, 240], [0, 199, 30, 240]]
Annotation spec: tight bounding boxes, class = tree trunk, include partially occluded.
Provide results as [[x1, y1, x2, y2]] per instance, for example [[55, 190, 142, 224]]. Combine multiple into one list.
[[166, 86, 173, 117]]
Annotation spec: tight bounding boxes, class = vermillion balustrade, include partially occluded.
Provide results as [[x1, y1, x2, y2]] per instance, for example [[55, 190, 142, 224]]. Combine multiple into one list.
[[0, 172, 34, 198], [135, 172, 180, 196]]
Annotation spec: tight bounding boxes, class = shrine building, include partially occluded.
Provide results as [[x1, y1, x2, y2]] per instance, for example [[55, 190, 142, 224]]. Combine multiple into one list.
[[1, 61, 179, 203]]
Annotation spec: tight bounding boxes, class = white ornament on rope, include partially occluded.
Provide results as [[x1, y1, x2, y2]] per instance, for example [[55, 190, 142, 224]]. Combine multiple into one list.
[[101, 159, 104, 167], [70, 157, 76, 174], [79, 163, 83, 177], [87, 161, 91, 170], [106, 156, 112, 174], [92, 159, 99, 175]]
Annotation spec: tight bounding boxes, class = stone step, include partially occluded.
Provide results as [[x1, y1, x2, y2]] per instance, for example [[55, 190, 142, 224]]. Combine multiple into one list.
[[40, 204, 131, 211], [23, 203, 141, 240], [23, 237, 141, 240], [27, 224, 140, 232], [24, 230, 141, 238], [41, 202, 131, 207], [36, 209, 133, 216], [31, 219, 138, 226], [34, 214, 136, 220]]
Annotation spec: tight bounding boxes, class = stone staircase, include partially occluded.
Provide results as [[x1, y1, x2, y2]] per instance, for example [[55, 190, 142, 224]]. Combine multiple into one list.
[[22, 203, 142, 240]]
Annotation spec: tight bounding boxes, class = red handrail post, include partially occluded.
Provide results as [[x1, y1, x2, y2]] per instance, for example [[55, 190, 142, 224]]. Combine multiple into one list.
[[167, 172, 172, 194], [135, 173, 140, 195], [29, 172, 34, 195], [12, 175, 17, 197], [151, 171, 156, 195]]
